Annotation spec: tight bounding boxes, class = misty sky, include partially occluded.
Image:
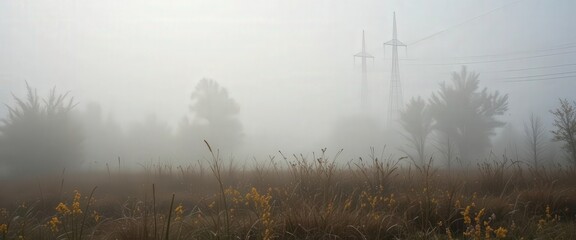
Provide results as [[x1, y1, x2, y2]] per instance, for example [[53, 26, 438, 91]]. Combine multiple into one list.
[[1, 0, 575, 153]]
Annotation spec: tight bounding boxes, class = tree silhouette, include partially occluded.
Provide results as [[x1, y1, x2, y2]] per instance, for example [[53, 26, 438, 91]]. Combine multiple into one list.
[[550, 99, 576, 165], [524, 113, 547, 168], [79, 102, 124, 165], [185, 78, 243, 150], [0, 83, 82, 177], [399, 97, 432, 166], [429, 66, 508, 164]]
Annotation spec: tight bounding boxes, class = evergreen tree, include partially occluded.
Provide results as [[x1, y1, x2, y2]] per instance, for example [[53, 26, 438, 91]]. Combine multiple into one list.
[[0, 84, 82, 177], [429, 67, 508, 164]]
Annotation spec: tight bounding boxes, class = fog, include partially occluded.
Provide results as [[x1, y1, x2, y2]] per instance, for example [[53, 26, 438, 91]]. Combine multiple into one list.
[[1, 0, 575, 175]]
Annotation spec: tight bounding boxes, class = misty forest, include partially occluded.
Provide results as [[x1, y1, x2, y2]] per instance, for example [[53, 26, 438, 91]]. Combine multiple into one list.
[[1, 1, 575, 239]]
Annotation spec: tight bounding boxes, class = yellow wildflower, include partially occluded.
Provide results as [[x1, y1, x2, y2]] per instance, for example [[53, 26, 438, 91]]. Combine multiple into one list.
[[455, 199, 461, 209], [474, 222, 482, 238], [0, 223, 7, 234], [73, 190, 81, 202], [72, 202, 82, 215], [48, 217, 61, 233], [174, 204, 184, 221], [56, 203, 70, 215], [92, 210, 101, 222], [495, 227, 508, 239], [461, 205, 472, 225], [245, 187, 273, 240], [475, 208, 485, 223], [72, 190, 83, 215], [485, 224, 494, 239]]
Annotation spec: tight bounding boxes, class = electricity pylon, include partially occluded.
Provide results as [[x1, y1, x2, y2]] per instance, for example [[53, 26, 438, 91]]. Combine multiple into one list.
[[354, 30, 374, 111], [384, 12, 407, 128]]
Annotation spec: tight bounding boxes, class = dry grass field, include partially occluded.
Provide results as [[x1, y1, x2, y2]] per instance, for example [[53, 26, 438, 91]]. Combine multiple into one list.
[[1, 148, 575, 239]]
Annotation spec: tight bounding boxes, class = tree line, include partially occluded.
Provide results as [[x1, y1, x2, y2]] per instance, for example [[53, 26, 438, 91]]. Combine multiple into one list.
[[399, 66, 576, 168], [1, 67, 575, 177], [0, 79, 243, 178]]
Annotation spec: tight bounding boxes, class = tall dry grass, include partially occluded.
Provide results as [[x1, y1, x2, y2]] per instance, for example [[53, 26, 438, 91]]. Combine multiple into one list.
[[0, 148, 575, 239]]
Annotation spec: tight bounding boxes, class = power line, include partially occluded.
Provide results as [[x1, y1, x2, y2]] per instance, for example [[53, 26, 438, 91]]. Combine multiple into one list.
[[485, 63, 576, 73], [502, 74, 576, 82], [450, 43, 576, 60], [396, 62, 576, 75], [403, 49, 576, 65], [403, 42, 576, 62], [500, 70, 576, 80], [409, 0, 528, 47]]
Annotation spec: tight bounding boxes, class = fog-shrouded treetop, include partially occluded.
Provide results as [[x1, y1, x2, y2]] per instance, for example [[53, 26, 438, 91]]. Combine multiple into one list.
[[429, 67, 508, 165], [190, 79, 241, 126], [399, 97, 433, 166], [550, 99, 576, 165], [0, 84, 82, 177], [182, 78, 243, 153]]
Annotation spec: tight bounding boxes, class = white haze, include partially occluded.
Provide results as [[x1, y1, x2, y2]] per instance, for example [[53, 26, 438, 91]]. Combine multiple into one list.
[[1, 0, 575, 166]]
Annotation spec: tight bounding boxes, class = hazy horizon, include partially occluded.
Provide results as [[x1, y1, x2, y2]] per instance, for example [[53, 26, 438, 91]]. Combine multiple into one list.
[[1, 0, 575, 166]]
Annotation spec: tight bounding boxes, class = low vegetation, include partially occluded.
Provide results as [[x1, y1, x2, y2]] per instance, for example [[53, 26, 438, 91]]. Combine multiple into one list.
[[0, 146, 575, 240]]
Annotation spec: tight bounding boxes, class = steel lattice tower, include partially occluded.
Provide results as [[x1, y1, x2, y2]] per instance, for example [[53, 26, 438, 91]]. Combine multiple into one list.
[[384, 12, 406, 128], [354, 30, 374, 111]]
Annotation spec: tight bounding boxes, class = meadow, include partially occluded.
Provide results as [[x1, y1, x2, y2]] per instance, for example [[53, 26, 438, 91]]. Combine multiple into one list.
[[0, 146, 575, 240]]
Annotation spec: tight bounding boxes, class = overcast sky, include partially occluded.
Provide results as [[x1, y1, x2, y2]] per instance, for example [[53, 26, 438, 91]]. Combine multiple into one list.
[[1, 0, 575, 153]]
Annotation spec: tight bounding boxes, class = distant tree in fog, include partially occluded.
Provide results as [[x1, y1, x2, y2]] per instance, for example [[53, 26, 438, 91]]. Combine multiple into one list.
[[185, 78, 243, 150], [429, 66, 508, 164], [492, 122, 521, 160], [0, 83, 82, 177], [550, 99, 576, 165], [126, 115, 176, 161], [399, 97, 432, 166], [524, 113, 547, 168], [79, 102, 126, 166]]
